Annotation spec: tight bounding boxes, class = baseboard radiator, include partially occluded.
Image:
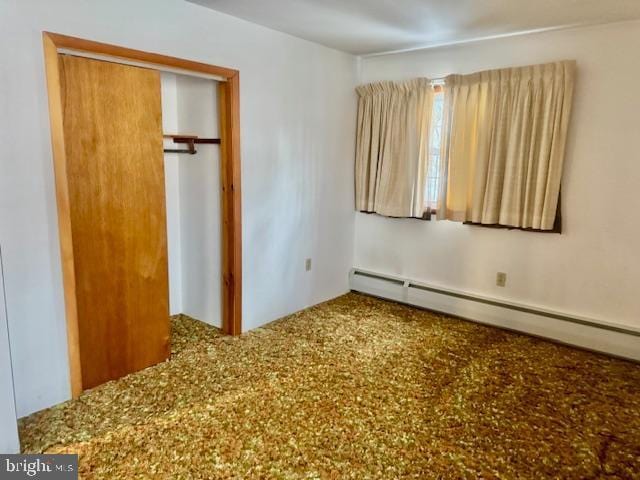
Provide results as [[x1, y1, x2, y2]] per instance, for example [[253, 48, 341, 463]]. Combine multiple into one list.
[[349, 268, 640, 362]]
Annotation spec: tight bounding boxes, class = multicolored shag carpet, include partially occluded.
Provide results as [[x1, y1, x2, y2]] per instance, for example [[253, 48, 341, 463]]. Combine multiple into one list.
[[19, 293, 640, 479]]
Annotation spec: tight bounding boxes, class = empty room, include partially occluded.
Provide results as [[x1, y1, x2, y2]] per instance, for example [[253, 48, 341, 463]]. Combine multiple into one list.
[[1, 0, 639, 478]]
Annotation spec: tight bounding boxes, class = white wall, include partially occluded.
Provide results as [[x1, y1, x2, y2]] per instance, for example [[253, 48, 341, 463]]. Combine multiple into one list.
[[0, 248, 20, 453], [161, 73, 183, 316], [356, 20, 640, 330], [0, 0, 357, 417]]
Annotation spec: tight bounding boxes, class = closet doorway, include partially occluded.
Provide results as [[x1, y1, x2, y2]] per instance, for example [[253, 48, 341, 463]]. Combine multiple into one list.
[[42, 33, 242, 397]]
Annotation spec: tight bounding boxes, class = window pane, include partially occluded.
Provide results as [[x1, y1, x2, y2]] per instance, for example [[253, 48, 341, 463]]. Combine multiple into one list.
[[425, 91, 444, 209]]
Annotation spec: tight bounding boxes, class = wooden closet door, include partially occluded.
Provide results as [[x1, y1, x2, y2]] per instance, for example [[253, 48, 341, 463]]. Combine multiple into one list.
[[59, 55, 170, 390]]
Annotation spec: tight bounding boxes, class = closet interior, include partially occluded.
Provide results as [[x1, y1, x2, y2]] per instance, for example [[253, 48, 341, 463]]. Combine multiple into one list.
[[162, 73, 223, 329]]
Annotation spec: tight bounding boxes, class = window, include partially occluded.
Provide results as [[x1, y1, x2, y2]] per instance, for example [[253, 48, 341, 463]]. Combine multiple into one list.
[[425, 89, 444, 210]]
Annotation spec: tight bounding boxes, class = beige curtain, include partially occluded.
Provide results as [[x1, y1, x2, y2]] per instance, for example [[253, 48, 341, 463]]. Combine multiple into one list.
[[437, 61, 576, 230], [355, 78, 434, 217]]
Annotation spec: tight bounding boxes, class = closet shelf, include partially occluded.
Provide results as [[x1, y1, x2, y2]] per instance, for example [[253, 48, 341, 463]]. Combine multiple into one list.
[[163, 134, 220, 154]]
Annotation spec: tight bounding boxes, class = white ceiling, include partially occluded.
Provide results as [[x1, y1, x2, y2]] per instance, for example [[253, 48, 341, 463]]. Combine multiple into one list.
[[188, 0, 640, 55]]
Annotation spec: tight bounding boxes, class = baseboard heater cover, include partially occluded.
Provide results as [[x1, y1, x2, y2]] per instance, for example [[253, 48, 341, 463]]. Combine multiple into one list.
[[350, 268, 640, 362]]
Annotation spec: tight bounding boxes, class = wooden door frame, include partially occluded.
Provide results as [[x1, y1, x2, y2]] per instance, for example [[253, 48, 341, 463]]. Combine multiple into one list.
[[42, 32, 242, 398]]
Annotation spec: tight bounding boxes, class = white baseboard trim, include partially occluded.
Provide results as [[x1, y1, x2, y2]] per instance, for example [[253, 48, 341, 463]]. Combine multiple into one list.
[[349, 268, 640, 362]]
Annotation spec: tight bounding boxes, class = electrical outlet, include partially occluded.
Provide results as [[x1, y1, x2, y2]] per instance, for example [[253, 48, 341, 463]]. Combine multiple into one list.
[[305, 258, 312, 272], [496, 272, 507, 287]]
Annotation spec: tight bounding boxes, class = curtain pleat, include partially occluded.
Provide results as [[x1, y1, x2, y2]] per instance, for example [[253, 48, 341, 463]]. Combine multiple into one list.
[[438, 61, 576, 230], [355, 78, 434, 218]]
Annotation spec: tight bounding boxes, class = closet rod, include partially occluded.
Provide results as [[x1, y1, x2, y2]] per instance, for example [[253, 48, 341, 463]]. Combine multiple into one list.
[[173, 137, 221, 145], [164, 148, 196, 155]]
